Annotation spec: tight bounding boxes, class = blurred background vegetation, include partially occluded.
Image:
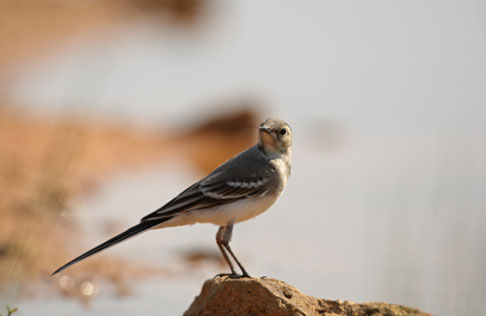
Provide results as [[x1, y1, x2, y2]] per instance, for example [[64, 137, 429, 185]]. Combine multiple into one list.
[[0, 1, 485, 315]]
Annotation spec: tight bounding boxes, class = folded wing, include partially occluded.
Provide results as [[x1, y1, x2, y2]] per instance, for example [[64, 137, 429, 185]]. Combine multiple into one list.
[[140, 173, 270, 222]]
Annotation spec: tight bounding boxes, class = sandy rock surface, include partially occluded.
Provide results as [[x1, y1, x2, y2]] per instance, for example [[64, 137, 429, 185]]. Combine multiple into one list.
[[184, 277, 433, 316]]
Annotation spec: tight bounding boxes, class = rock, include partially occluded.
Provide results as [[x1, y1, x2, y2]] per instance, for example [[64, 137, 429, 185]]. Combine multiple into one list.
[[184, 277, 433, 316]]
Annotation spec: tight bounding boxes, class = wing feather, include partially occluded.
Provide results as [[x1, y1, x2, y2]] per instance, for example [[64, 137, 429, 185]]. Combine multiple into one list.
[[141, 176, 269, 222]]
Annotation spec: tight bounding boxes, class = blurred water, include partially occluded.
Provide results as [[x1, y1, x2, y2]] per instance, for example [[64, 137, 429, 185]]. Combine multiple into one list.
[[8, 1, 486, 315]]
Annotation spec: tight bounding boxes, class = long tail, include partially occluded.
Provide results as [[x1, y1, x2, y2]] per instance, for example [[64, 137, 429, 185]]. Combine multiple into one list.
[[52, 218, 172, 275]]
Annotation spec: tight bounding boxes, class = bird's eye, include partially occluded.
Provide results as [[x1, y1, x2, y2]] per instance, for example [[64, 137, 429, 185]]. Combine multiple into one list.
[[279, 128, 287, 135]]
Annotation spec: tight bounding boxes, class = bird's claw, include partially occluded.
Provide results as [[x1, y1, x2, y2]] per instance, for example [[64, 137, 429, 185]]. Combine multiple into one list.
[[228, 273, 252, 279], [213, 272, 237, 279], [213, 272, 252, 279]]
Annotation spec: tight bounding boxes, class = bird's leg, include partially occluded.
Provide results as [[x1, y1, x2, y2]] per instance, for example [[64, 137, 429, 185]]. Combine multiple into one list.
[[214, 225, 238, 277], [222, 224, 252, 278]]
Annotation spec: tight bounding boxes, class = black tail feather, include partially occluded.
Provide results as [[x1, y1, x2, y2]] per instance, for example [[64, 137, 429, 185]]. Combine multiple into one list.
[[52, 218, 171, 275]]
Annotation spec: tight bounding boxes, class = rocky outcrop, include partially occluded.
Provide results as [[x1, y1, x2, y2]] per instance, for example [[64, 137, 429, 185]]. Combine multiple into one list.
[[184, 277, 432, 316]]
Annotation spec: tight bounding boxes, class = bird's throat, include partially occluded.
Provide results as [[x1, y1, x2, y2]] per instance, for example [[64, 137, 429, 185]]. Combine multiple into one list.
[[260, 132, 278, 153]]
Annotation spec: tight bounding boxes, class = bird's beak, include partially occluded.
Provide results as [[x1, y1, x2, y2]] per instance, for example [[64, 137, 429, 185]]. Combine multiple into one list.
[[259, 126, 272, 134]]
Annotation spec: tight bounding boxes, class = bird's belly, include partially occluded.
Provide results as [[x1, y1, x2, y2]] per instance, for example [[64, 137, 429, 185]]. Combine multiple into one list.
[[159, 193, 280, 228]]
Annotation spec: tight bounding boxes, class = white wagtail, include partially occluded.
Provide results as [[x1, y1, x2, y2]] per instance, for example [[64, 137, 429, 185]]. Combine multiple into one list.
[[52, 118, 292, 278]]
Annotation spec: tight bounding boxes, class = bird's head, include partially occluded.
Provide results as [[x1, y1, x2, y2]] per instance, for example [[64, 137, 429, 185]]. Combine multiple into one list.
[[258, 118, 292, 155]]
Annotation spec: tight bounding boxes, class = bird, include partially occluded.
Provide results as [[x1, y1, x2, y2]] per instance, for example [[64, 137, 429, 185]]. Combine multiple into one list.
[[52, 118, 292, 278]]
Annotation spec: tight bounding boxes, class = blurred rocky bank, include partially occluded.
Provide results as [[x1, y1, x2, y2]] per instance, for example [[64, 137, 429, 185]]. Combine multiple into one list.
[[185, 277, 432, 316]]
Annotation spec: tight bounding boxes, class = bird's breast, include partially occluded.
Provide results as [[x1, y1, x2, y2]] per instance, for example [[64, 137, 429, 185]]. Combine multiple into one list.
[[269, 157, 290, 192]]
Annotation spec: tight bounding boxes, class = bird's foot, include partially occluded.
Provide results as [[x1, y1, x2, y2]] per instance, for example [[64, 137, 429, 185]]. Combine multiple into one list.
[[213, 272, 238, 279], [227, 273, 252, 279], [213, 272, 252, 279]]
